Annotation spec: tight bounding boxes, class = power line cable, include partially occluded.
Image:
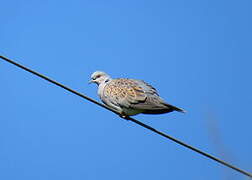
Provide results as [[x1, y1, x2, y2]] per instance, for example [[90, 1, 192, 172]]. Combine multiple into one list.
[[1, 55, 251, 178]]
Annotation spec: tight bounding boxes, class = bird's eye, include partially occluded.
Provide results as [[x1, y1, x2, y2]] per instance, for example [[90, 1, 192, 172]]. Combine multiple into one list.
[[96, 75, 101, 79]]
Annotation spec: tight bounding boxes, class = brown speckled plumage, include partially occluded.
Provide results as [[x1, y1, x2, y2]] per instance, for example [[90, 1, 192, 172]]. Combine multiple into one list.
[[90, 71, 185, 116]]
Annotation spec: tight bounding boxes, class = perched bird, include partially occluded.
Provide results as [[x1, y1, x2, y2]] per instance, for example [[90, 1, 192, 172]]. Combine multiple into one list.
[[89, 71, 185, 117]]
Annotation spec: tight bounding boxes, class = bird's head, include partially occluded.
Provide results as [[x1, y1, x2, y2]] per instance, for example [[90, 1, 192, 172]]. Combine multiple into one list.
[[89, 71, 111, 85]]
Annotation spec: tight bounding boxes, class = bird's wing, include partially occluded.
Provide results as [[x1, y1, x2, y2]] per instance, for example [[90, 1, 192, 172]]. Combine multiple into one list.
[[103, 79, 150, 107], [103, 78, 185, 114], [103, 78, 165, 109]]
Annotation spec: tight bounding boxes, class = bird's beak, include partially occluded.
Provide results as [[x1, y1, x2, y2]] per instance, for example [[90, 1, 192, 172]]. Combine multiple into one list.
[[88, 79, 94, 84]]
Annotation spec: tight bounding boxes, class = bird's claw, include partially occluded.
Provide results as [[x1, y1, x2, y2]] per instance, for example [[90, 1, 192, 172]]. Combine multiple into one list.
[[119, 113, 130, 120]]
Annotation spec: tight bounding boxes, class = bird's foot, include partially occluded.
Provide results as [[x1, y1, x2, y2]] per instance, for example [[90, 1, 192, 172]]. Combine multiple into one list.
[[119, 113, 131, 120]]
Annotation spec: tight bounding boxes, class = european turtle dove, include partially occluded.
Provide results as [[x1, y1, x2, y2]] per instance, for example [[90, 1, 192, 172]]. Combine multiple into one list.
[[89, 71, 185, 117]]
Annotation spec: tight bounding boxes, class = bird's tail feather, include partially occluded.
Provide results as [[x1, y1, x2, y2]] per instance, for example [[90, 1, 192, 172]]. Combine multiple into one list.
[[141, 103, 186, 114], [163, 103, 186, 113]]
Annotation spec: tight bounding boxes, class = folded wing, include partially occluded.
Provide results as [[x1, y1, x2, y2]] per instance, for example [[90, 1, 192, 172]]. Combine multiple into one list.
[[103, 78, 185, 114]]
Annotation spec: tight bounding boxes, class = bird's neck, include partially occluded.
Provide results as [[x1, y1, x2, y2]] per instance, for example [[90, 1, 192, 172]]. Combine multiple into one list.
[[98, 80, 109, 98]]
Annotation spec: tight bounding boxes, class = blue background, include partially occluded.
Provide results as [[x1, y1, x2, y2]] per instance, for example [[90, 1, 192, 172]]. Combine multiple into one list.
[[1, 0, 252, 179]]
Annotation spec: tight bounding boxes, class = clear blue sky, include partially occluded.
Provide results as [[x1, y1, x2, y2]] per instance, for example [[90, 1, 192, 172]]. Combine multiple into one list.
[[1, 0, 252, 179]]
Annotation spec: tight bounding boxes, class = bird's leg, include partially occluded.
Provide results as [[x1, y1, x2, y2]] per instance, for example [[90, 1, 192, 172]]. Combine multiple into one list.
[[119, 112, 131, 120]]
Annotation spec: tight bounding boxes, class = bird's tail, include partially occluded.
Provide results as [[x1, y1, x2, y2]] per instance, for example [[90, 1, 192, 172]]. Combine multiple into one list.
[[141, 102, 186, 114], [163, 103, 186, 113]]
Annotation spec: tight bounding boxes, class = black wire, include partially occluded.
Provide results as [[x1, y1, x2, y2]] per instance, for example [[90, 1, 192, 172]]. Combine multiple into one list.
[[1, 55, 251, 178]]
